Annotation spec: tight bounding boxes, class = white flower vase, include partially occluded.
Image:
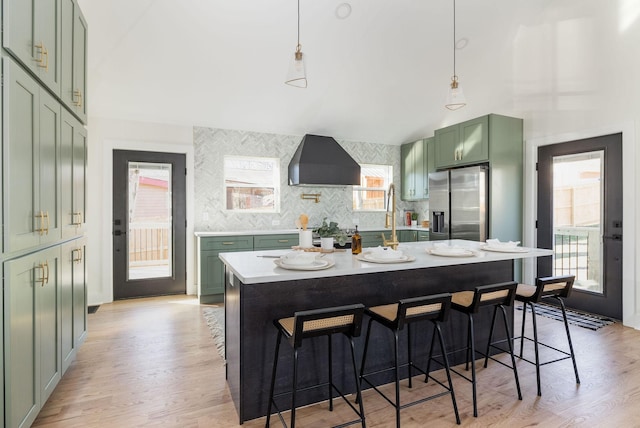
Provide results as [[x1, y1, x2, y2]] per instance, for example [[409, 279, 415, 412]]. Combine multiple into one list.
[[320, 237, 334, 251], [411, 220, 417, 227]]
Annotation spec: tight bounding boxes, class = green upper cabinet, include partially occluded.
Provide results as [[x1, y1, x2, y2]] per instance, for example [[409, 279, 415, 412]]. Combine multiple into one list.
[[3, 57, 62, 254], [61, 0, 88, 123], [2, 0, 62, 97], [434, 115, 489, 169], [61, 110, 87, 239], [401, 138, 433, 201]]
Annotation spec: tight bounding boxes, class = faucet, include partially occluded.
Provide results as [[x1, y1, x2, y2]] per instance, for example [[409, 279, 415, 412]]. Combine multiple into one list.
[[381, 183, 399, 250]]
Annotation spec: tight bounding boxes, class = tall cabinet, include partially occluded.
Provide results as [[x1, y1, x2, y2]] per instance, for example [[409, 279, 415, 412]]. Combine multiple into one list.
[[2, 0, 88, 426]]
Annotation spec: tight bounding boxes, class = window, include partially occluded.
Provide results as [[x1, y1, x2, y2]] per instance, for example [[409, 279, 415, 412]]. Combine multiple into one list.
[[224, 156, 280, 212], [353, 164, 393, 211]]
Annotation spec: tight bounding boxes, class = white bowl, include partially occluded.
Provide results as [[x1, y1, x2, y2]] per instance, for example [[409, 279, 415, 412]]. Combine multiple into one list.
[[370, 246, 403, 259]]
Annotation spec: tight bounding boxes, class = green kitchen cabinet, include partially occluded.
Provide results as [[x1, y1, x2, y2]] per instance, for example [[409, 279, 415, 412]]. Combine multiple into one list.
[[253, 234, 298, 250], [360, 230, 385, 249], [398, 230, 417, 242], [61, 0, 88, 123], [61, 110, 87, 239], [4, 246, 61, 428], [434, 115, 489, 169], [3, 57, 62, 254], [417, 231, 430, 242], [401, 139, 427, 201], [198, 236, 253, 303], [60, 239, 87, 374], [2, 0, 62, 96]]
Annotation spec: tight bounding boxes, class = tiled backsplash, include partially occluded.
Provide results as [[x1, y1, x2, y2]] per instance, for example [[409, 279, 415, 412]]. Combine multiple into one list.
[[194, 126, 428, 232]]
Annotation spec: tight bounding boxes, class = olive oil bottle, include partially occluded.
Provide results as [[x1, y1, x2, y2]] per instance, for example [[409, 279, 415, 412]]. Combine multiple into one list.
[[351, 226, 362, 255]]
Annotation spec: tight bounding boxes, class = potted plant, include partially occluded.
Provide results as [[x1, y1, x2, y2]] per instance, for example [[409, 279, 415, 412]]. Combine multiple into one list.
[[314, 218, 348, 250], [411, 212, 418, 227]]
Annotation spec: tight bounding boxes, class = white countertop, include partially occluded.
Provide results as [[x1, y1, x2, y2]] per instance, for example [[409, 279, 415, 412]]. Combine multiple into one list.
[[195, 226, 429, 237], [219, 240, 553, 284]]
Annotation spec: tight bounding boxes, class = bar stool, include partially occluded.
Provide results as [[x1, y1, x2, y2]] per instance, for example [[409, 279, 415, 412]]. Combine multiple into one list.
[[266, 303, 366, 428], [515, 275, 580, 396], [358, 294, 460, 428], [450, 282, 522, 417]]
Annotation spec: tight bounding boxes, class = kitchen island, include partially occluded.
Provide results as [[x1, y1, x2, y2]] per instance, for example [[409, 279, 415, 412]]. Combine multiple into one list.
[[220, 240, 552, 423]]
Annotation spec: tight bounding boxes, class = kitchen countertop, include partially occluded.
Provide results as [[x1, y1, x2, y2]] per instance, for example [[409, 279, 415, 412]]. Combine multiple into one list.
[[194, 226, 429, 237], [219, 240, 552, 284]]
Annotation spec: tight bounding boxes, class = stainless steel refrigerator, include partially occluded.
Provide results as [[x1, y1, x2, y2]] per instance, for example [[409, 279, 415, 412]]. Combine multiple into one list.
[[429, 165, 488, 241]]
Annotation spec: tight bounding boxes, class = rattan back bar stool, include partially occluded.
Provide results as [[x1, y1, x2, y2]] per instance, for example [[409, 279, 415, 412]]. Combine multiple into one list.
[[265, 303, 366, 428], [450, 282, 522, 417], [514, 275, 580, 396], [358, 293, 460, 428]]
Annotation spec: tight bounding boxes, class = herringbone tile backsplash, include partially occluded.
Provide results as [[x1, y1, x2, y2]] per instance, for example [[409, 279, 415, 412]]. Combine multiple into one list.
[[194, 127, 428, 232]]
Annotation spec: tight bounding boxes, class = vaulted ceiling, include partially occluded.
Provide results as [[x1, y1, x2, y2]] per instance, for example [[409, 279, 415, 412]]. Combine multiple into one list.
[[79, 0, 567, 145]]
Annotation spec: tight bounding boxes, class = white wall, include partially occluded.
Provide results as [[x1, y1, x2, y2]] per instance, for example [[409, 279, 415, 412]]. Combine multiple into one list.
[[86, 118, 194, 305]]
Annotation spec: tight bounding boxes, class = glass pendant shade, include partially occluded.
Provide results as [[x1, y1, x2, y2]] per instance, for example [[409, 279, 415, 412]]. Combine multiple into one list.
[[445, 76, 466, 110], [285, 46, 307, 88]]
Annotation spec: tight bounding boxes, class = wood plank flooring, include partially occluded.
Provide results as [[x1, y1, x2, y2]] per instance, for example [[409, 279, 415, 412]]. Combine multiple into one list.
[[32, 295, 640, 427]]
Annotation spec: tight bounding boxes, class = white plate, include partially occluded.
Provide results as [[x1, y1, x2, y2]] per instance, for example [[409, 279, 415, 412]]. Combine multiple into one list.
[[481, 245, 529, 253], [357, 253, 416, 264], [428, 247, 475, 257], [274, 259, 335, 271]]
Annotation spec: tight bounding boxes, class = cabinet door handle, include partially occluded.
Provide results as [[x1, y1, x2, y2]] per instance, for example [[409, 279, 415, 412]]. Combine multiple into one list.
[[45, 261, 50, 284], [35, 211, 45, 235], [45, 211, 50, 235], [222, 242, 235, 245], [277, 240, 289, 243], [73, 211, 83, 226], [73, 248, 83, 264], [34, 42, 48, 71], [37, 263, 46, 286], [73, 90, 83, 107]]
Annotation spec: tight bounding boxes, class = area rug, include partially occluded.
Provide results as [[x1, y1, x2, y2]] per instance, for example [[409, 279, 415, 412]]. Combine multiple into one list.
[[516, 302, 614, 331], [202, 306, 225, 360]]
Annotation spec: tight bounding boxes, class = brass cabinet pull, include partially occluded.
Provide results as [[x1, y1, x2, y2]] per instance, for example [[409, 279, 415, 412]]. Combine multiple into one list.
[[222, 242, 235, 245], [72, 248, 83, 264], [37, 263, 46, 286], [35, 211, 45, 235], [44, 211, 50, 235], [277, 240, 289, 243], [73, 90, 83, 107], [34, 42, 49, 71], [73, 211, 83, 226], [44, 261, 50, 284]]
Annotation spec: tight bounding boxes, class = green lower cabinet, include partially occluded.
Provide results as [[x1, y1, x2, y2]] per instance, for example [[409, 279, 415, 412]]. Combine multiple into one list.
[[360, 230, 386, 249], [417, 231, 430, 242], [60, 239, 87, 375], [398, 230, 417, 242], [199, 236, 253, 304], [4, 246, 62, 428], [253, 234, 298, 250]]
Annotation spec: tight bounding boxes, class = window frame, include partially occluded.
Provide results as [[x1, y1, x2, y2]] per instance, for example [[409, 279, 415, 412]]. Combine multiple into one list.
[[352, 164, 393, 212], [223, 155, 281, 213]]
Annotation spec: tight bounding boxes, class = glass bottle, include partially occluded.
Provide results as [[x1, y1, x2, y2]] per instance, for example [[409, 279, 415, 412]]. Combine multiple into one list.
[[351, 226, 362, 255]]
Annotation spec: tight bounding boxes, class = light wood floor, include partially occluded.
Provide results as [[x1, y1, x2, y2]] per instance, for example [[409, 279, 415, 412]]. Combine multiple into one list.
[[32, 295, 640, 428]]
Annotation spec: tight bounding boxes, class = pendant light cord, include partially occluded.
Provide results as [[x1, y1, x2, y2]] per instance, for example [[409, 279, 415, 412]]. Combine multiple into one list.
[[452, 0, 456, 77], [297, 0, 301, 50]]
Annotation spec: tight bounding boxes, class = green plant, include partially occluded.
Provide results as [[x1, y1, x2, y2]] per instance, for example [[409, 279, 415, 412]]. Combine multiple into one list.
[[411, 212, 418, 221], [313, 218, 348, 245]]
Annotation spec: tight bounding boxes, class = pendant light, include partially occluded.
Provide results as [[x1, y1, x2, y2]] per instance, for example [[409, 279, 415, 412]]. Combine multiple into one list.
[[445, 0, 466, 110], [285, 0, 307, 88]]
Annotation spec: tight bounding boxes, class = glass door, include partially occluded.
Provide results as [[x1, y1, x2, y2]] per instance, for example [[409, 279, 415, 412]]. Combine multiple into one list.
[[537, 134, 622, 319]]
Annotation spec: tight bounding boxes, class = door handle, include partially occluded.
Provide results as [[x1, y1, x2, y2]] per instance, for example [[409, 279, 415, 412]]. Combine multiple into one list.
[[114, 230, 126, 236], [603, 234, 622, 241]]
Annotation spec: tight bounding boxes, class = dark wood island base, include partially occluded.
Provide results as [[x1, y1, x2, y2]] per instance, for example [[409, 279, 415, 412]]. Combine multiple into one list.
[[225, 260, 515, 423]]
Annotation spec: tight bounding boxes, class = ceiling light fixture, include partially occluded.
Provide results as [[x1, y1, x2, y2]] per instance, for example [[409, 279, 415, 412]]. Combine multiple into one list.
[[445, 0, 466, 110], [285, 0, 307, 88]]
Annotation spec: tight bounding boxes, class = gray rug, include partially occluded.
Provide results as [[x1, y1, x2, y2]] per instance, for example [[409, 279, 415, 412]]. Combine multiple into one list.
[[202, 306, 225, 360], [516, 302, 614, 331]]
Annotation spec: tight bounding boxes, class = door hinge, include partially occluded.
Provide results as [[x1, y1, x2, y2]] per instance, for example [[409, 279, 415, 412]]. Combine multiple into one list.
[[185, 168, 187, 176], [535, 220, 538, 229], [535, 162, 538, 171]]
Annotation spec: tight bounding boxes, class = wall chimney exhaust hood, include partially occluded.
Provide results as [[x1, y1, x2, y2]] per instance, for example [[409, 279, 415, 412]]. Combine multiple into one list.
[[288, 134, 361, 186]]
